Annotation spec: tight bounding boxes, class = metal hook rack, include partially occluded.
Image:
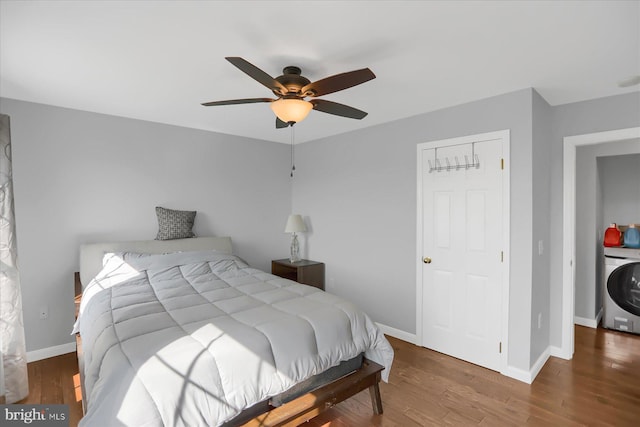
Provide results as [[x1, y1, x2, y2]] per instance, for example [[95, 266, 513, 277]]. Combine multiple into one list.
[[428, 142, 481, 173]]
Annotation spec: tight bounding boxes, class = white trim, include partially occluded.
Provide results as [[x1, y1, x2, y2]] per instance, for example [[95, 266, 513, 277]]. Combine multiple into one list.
[[503, 347, 550, 384], [502, 365, 532, 384], [416, 129, 510, 374], [416, 144, 424, 347], [574, 316, 597, 328], [595, 306, 603, 327], [529, 347, 550, 383], [561, 127, 640, 360], [375, 323, 418, 345], [27, 342, 76, 363], [574, 307, 603, 329], [562, 139, 576, 359], [549, 345, 569, 359], [501, 131, 511, 373]]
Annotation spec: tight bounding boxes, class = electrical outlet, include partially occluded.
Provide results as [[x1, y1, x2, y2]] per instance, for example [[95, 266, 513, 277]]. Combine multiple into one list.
[[538, 312, 542, 329], [538, 240, 544, 256], [39, 305, 48, 320]]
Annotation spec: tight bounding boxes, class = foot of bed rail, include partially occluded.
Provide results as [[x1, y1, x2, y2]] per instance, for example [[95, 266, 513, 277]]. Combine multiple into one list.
[[240, 358, 384, 426]]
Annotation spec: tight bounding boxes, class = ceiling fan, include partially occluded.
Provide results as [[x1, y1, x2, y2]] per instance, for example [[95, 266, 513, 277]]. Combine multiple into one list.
[[202, 57, 376, 128]]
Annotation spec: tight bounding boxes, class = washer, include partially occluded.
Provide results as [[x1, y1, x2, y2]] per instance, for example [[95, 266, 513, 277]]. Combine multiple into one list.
[[603, 247, 640, 334]]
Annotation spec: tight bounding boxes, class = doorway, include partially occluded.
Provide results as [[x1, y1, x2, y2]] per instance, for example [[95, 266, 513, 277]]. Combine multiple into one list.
[[561, 127, 640, 359]]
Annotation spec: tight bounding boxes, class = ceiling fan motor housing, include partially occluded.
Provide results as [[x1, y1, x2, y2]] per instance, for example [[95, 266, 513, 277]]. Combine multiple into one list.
[[275, 66, 313, 97]]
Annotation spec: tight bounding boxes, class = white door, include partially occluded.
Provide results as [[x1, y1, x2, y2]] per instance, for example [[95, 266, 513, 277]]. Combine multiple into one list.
[[420, 135, 506, 371]]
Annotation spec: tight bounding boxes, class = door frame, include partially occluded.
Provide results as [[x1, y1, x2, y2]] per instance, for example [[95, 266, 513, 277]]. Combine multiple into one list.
[[560, 126, 640, 359], [416, 129, 510, 374]]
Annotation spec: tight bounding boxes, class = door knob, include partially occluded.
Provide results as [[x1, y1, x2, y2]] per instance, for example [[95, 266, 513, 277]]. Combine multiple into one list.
[[423, 257, 432, 264]]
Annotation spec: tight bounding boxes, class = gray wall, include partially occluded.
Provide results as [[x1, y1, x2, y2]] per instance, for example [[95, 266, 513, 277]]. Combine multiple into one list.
[[549, 93, 640, 348], [531, 90, 552, 362], [600, 153, 640, 228], [293, 88, 535, 372], [575, 145, 601, 320], [0, 98, 292, 353]]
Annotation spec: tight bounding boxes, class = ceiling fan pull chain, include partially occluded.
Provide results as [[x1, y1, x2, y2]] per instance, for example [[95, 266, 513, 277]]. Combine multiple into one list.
[[290, 124, 295, 177]]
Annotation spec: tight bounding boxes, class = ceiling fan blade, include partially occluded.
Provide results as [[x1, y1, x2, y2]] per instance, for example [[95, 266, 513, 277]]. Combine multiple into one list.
[[225, 57, 288, 95], [301, 68, 375, 97], [310, 99, 368, 119], [275, 117, 290, 129], [201, 98, 274, 106]]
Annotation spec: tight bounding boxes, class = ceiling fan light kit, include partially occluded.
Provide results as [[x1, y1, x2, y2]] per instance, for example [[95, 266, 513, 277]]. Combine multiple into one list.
[[202, 57, 375, 128], [270, 99, 313, 124]]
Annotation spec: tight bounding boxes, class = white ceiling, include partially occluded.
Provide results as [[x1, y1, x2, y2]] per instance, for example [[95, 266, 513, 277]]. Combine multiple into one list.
[[1, 1, 639, 144]]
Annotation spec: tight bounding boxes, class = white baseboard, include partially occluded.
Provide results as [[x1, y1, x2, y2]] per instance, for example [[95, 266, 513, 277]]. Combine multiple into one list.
[[375, 322, 418, 345], [503, 347, 550, 384], [529, 347, 550, 382], [549, 345, 572, 360], [27, 342, 76, 363], [574, 316, 596, 328], [503, 365, 532, 384], [574, 308, 602, 329]]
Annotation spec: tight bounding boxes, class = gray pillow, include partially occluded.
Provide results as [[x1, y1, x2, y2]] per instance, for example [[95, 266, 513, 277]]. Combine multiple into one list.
[[155, 207, 196, 240]]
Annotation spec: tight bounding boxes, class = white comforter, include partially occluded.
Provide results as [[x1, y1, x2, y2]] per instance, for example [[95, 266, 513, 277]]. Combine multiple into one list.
[[75, 250, 393, 427]]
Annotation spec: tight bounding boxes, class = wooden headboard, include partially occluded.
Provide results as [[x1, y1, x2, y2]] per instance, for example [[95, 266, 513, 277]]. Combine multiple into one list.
[[78, 236, 233, 288]]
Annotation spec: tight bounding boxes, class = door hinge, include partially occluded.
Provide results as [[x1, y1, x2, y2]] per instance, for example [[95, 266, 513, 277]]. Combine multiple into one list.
[[501, 158, 504, 170], [499, 342, 502, 353], [501, 251, 504, 262]]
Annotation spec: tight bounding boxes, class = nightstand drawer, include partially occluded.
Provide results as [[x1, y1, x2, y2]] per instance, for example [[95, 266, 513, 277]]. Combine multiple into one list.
[[272, 259, 325, 290]]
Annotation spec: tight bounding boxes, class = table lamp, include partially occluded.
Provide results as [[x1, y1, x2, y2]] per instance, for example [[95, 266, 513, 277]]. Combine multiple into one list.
[[285, 214, 306, 262]]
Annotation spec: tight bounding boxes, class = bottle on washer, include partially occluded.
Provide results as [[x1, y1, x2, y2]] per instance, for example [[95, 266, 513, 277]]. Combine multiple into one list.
[[624, 224, 640, 248], [604, 223, 623, 247]]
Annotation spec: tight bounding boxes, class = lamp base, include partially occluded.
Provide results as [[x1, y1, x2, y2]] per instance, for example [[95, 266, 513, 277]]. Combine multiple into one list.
[[290, 233, 301, 263]]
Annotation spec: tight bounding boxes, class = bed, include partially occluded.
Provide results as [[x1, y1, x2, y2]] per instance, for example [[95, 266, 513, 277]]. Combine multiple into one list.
[[73, 237, 394, 426]]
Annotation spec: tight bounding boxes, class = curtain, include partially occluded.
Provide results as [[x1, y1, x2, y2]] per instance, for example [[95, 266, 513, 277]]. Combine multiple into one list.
[[0, 114, 28, 403]]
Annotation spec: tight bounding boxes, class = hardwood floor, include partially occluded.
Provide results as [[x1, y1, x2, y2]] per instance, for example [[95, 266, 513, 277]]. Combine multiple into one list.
[[21, 325, 640, 426], [18, 351, 83, 427]]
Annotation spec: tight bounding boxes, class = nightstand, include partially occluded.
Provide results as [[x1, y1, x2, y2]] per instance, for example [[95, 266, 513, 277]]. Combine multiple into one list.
[[272, 259, 325, 290], [74, 272, 82, 319]]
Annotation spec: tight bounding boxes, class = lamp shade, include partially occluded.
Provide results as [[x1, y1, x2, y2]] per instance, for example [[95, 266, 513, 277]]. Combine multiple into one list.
[[270, 99, 313, 123], [284, 214, 307, 233]]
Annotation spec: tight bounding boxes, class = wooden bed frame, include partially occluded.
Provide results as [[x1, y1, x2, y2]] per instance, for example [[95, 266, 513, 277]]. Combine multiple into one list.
[[74, 263, 384, 427]]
